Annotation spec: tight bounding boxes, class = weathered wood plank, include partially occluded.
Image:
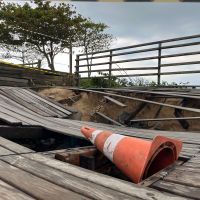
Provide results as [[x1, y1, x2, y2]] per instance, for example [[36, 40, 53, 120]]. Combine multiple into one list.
[[103, 96, 127, 107], [23, 88, 72, 115], [130, 116, 200, 122], [0, 104, 41, 125], [152, 180, 200, 200], [4, 88, 61, 117], [23, 152, 186, 200], [95, 112, 123, 126], [0, 80, 28, 87], [26, 88, 77, 113], [52, 118, 200, 145], [0, 62, 71, 86], [175, 166, 200, 173], [0, 91, 54, 119], [14, 88, 68, 118], [106, 88, 200, 100], [0, 111, 23, 125], [139, 161, 182, 187], [164, 169, 200, 187], [0, 179, 36, 200], [0, 160, 90, 200], [0, 89, 56, 117], [0, 146, 17, 157], [1, 155, 136, 200], [0, 136, 34, 154], [0, 76, 28, 84]]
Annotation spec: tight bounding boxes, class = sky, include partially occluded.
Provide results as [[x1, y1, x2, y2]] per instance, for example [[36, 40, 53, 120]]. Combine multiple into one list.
[[5, 1, 200, 84]]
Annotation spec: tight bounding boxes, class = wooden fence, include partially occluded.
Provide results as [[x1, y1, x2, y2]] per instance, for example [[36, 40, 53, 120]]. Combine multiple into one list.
[[75, 34, 200, 86]]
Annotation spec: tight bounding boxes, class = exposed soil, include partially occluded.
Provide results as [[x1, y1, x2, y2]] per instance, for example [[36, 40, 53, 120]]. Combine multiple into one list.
[[38, 87, 75, 102], [38, 87, 200, 132], [72, 92, 101, 121]]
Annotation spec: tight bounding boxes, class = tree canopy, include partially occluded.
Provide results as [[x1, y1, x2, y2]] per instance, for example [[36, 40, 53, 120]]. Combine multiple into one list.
[[0, 0, 113, 71]]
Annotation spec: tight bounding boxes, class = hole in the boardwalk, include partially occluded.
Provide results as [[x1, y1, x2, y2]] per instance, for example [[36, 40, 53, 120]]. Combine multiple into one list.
[[143, 147, 175, 180], [0, 126, 182, 184]]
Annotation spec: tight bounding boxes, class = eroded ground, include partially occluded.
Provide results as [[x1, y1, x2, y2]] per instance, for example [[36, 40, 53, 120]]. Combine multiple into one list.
[[38, 87, 200, 132]]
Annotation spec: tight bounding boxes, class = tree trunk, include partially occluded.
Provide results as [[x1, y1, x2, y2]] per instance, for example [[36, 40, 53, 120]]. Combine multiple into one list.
[[38, 60, 41, 69], [50, 55, 55, 71], [86, 53, 90, 78], [89, 53, 93, 77], [45, 54, 55, 71], [69, 44, 73, 74]]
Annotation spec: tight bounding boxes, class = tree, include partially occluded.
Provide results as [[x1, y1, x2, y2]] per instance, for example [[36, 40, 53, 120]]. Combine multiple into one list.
[[0, 42, 44, 67], [78, 20, 113, 77], [0, 0, 85, 71], [0, 0, 113, 72]]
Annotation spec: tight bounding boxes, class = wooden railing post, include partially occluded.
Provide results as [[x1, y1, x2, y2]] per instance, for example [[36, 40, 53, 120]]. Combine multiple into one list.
[[157, 42, 162, 85], [75, 55, 80, 87], [69, 43, 73, 75], [109, 50, 112, 87]]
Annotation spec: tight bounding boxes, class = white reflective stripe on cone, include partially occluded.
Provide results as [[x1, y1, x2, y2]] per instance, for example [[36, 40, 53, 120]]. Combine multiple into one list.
[[103, 134, 125, 162], [89, 130, 103, 143]]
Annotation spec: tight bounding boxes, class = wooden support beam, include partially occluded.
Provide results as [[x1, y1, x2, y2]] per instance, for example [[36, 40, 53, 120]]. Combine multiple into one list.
[[72, 88, 200, 114], [55, 146, 96, 165], [95, 112, 123, 126], [130, 116, 200, 123], [104, 88, 200, 100], [104, 96, 127, 107]]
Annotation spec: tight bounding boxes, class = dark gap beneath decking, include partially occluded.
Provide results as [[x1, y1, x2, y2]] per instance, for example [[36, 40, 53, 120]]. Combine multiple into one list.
[[0, 125, 90, 152]]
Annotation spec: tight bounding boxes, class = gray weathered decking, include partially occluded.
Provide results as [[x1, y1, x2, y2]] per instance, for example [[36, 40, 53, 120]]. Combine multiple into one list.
[[0, 86, 199, 199]]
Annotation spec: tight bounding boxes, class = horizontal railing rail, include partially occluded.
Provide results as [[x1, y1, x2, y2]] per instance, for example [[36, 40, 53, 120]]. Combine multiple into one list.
[[75, 34, 200, 86]]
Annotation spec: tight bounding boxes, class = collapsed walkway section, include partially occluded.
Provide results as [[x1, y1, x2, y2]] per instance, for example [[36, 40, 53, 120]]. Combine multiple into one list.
[[0, 86, 199, 199]]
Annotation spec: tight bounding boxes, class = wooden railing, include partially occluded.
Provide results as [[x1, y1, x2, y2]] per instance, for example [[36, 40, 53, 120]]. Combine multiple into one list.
[[75, 34, 200, 86]]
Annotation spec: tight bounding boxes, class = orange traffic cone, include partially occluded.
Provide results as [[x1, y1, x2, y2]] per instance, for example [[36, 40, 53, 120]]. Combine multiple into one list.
[[81, 126, 182, 183]]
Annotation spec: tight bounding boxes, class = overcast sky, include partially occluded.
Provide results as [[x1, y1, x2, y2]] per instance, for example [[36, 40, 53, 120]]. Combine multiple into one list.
[[56, 2, 200, 85], [9, 1, 200, 84]]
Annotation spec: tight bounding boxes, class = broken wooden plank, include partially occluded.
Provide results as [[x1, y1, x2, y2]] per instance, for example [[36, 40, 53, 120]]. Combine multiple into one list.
[[130, 116, 200, 122], [72, 88, 200, 114], [103, 96, 127, 107], [0, 88, 57, 118], [107, 88, 200, 100], [26, 88, 77, 113], [0, 111, 23, 125], [24, 88, 72, 115], [15, 88, 68, 118], [95, 112, 123, 126], [8, 88, 62, 117]]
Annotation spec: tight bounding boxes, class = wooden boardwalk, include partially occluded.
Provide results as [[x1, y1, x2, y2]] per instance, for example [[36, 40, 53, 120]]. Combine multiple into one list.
[[0, 86, 199, 199]]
